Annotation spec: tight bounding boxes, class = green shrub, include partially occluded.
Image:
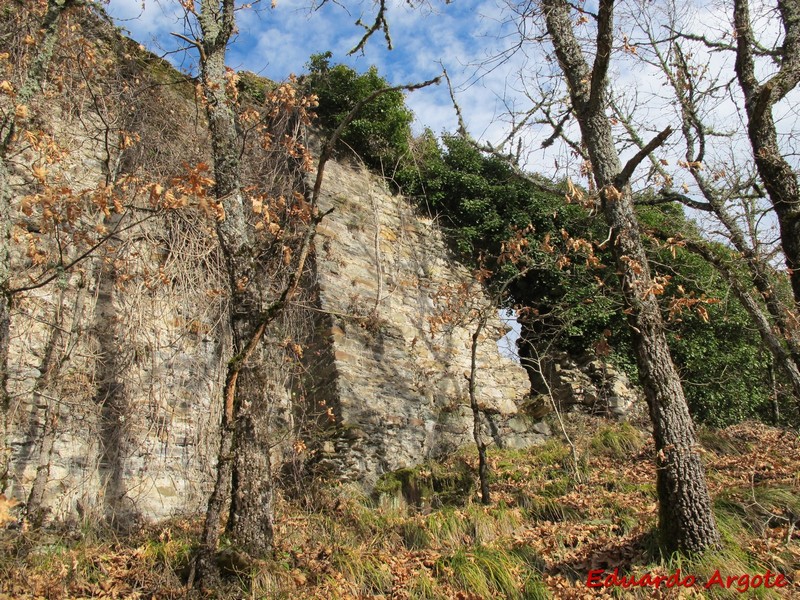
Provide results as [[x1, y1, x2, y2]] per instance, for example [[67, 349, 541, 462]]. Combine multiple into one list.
[[303, 52, 413, 170]]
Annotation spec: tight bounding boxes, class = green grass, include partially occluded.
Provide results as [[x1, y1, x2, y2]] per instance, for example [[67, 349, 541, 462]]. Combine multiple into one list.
[[434, 545, 547, 600], [330, 546, 393, 595], [697, 427, 751, 455], [600, 498, 641, 534], [664, 547, 782, 599], [425, 507, 471, 548], [590, 422, 644, 459], [399, 518, 431, 549], [522, 576, 553, 599], [420, 503, 525, 549], [138, 527, 195, 572], [521, 495, 584, 523], [715, 484, 800, 535], [529, 439, 572, 466], [2, 421, 797, 599], [405, 571, 448, 599]]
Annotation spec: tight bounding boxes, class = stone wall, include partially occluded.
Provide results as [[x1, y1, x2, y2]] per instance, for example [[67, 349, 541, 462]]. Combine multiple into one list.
[[2, 38, 228, 523], [2, 11, 548, 519], [5, 215, 229, 524], [5, 155, 549, 521], [305, 161, 549, 486], [522, 351, 640, 420]]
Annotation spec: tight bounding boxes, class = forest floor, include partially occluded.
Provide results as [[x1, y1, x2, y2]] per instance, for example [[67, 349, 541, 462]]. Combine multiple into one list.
[[1, 416, 798, 599]]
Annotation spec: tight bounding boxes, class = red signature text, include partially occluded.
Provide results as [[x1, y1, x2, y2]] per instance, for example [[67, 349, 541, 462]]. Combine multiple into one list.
[[586, 568, 788, 592]]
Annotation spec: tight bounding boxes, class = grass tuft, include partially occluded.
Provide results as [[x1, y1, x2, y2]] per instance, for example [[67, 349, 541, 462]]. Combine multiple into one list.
[[435, 545, 546, 600], [330, 546, 393, 595], [697, 427, 751, 455], [405, 571, 448, 599], [521, 495, 584, 523], [590, 422, 644, 459], [715, 484, 800, 535]]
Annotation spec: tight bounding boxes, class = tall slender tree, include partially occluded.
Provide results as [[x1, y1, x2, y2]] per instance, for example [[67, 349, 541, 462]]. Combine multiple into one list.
[[539, 0, 720, 552], [181, 1, 440, 584], [733, 0, 800, 307], [181, 0, 311, 577]]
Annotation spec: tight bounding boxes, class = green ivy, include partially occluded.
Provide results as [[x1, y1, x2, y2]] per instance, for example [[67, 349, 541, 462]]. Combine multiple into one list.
[[398, 135, 781, 426], [304, 56, 788, 427], [303, 52, 413, 171]]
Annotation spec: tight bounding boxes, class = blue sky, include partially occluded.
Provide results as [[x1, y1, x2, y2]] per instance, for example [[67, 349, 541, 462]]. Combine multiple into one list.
[[103, 0, 797, 247], [101, 0, 799, 316], [104, 0, 530, 357], [101, 0, 746, 171], [104, 0, 528, 144]]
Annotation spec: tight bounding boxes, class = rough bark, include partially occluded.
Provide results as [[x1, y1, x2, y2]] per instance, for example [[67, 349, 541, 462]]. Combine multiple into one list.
[[193, 0, 276, 574], [228, 359, 275, 553], [0, 161, 11, 489], [542, 0, 720, 553], [733, 0, 800, 306]]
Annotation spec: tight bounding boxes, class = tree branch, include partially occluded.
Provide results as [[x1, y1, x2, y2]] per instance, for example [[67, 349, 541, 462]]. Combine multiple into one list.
[[348, 0, 392, 55], [616, 126, 672, 187], [171, 31, 206, 63], [589, 0, 614, 110], [636, 190, 713, 212], [8, 210, 159, 295]]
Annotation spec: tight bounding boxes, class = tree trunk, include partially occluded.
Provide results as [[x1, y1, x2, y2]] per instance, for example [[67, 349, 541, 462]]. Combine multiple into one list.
[[195, 0, 275, 574], [227, 352, 275, 553], [0, 161, 11, 489], [542, 0, 720, 553], [190, 2, 438, 577], [469, 316, 491, 505], [733, 0, 800, 306]]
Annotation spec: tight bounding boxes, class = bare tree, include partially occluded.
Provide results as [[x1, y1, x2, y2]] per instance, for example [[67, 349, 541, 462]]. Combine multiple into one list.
[[538, 0, 720, 552], [615, 0, 800, 402], [733, 0, 800, 306]]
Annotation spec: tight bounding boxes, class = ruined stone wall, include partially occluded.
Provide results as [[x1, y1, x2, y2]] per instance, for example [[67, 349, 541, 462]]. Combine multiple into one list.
[[4, 153, 550, 522], [305, 161, 549, 486], [2, 15, 548, 519], [5, 214, 229, 524], [2, 46, 230, 523]]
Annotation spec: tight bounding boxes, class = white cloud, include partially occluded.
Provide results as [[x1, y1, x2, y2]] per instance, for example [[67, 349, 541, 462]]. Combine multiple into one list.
[[103, 0, 798, 199], [106, 0, 186, 49]]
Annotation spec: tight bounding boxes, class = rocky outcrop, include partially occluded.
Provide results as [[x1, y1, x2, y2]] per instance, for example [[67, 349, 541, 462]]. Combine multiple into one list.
[[523, 352, 639, 419]]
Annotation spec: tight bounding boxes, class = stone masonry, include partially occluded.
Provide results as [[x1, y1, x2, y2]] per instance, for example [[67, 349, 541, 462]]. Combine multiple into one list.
[[304, 160, 549, 486]]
